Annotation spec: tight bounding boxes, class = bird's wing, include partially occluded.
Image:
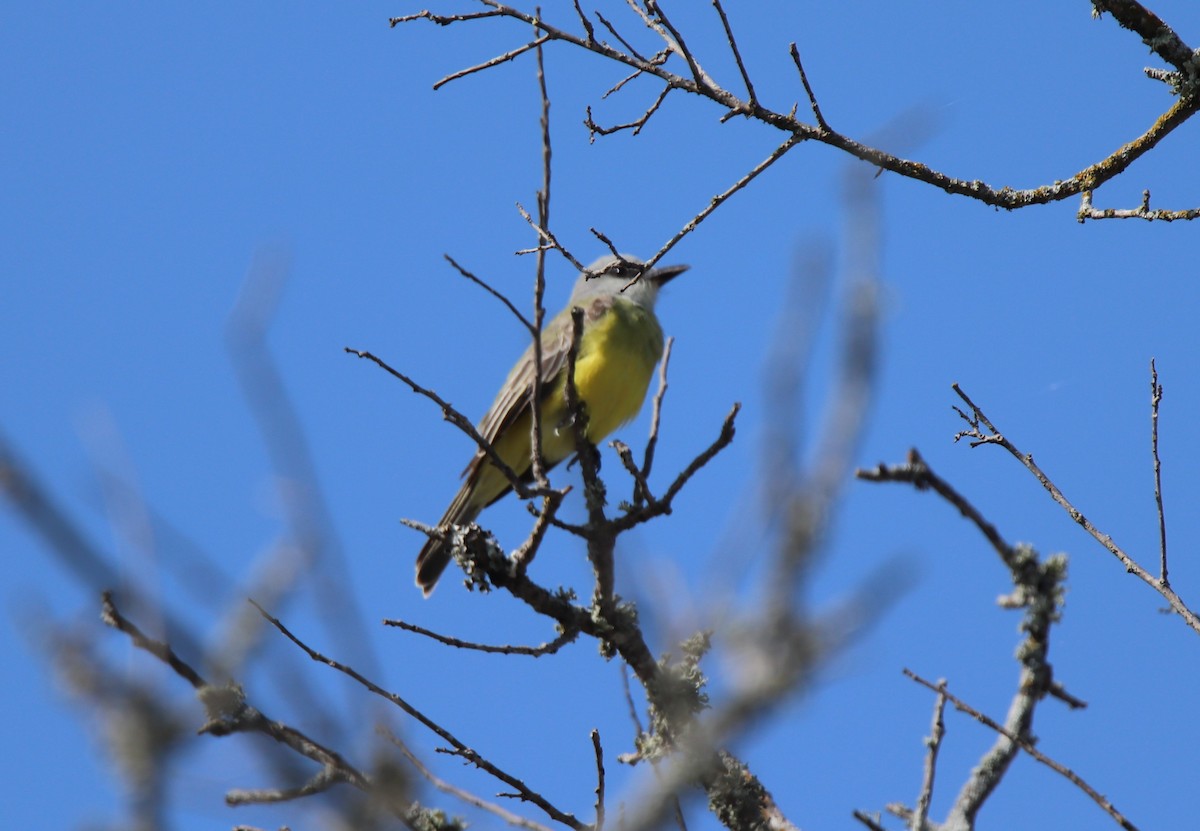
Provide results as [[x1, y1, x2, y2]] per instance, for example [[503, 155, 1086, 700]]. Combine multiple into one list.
[[463, 295, 609, 478]]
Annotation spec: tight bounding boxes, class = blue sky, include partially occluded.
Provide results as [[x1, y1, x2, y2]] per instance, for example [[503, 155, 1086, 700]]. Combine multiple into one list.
[[4, 3, 1199, 829]]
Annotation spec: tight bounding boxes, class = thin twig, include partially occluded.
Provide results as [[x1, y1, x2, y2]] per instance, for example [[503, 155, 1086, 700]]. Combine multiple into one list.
[[852, 811, 889, 831], [612, 440, 655, 505], [510, 489, 569, 576], [949, 383, 1200, 633], [344, 348, 542, 503], [1149, 359, 1168, 586], [586, 84, 672, 138], [444, 254, 534, 333], [642, 336, 674, 492], [529, 31, 553, 487], [380, 726, 555, 831], [254, 600, 588, 830], [102, 593, 373, 800], [712, 0, 756, 106], [383, 617, 578, 656], [788, 42, 828, 130], [101, 591, 205, 689], [612, 402, 740, 533], [396, 4, 1200, 214], [514, 201, 589, 274], [912, 679, 947, 831], [594, 10, 649, 62], [646, 135, 802, 270], [638, 0, 715, 91], [591, 729, 607, 831], [571, 0, 595, 43], [906, 671, 1140, 831], [432, 36, 550, 89]]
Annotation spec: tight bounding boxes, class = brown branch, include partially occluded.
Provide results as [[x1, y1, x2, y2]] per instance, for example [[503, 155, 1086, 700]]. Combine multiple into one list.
[[641, 335, 674, 495], [395, 3, 1200, 214], [857, 448, 1015, 569]]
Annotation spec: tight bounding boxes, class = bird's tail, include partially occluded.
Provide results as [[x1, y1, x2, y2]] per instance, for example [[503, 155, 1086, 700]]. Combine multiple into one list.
[[415, 485, 481, 596]]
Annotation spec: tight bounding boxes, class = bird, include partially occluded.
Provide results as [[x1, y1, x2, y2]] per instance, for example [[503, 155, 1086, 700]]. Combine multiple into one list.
[[415, 253, 688, 595]]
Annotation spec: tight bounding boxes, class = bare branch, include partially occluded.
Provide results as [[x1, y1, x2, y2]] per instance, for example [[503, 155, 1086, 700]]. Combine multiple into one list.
[[395, 3, 1200, 214], [641, 335, 674, 493], [344, 348, 543, 503], [1077, 189, 1200, 222], [948, 383, 1200, 634], [444, 254, 535, 334], [101, 592, 205, 690], [646, 135, 802, 270], [906, 671, 1140, 831], [912, 679, 947, 831], [789, 42, 828, 130], [254, 600, 588, 830], [585, 83, 672, 139], [712, 0, 756, 106], [1090, 0, 1197, 74], [530, 32, 554, 488], [591, 729, 607, 831], [101, 594, 374, 803], [381, 726, 555, 831], [1149, 359, 1168, 585], [432, 36, 550, 89], [611, 402, 741, 533], [383, 617, 579, 656]]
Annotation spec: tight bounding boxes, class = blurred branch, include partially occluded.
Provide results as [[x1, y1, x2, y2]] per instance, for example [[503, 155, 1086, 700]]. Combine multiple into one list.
[[253, 600, 589, 831], [0, 433, 205, 662], [226, 250, 380, 681], [100, 594, 383, 813]]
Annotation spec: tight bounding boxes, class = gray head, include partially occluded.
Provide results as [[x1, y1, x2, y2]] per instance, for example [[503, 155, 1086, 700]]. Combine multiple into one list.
[[568, 253, 688, 310]]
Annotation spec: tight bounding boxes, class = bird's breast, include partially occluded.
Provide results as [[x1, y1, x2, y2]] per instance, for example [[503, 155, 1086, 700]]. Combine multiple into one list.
[[570, 299, 665, 441]]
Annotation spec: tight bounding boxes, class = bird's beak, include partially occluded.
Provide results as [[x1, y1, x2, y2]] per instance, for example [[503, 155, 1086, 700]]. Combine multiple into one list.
[[648, 263, 689, 287]]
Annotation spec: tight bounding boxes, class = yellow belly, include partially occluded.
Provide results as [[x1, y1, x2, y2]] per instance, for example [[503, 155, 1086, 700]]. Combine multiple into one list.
[[473, 297, 664, 507]]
